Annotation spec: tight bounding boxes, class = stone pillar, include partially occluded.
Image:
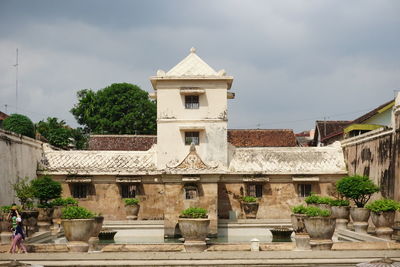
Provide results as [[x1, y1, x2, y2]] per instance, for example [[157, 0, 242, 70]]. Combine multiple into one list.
[[164, 182, 183, 238], [393, 93, 400, 222]]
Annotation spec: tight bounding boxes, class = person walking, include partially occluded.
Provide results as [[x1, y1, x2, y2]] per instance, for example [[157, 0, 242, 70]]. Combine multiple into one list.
[[10, 217, 28, 254]]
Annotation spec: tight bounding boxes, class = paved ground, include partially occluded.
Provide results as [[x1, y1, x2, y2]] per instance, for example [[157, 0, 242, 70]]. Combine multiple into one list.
[[1, 250, 400, 266]]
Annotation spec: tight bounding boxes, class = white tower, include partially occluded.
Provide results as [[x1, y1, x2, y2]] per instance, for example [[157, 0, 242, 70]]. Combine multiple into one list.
[[150, 48, 234, 169]]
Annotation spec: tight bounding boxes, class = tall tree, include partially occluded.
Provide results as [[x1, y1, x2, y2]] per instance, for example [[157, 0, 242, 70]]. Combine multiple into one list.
[[3, 114, 35, 138], [36, 117, 87, 149], [70, 83, 156, 134]]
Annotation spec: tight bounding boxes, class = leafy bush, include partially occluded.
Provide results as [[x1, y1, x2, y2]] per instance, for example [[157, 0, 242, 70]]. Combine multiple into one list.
[[304, 206, 331, 217], [0, 206, 11, 213], [330, 199, 350, 207], [365, 199, 400, 213], [124, 198, 139, 206], [292, 205, 307, 214], [12, 177, 34, 209], [242, 196, 257, 203], [61, 206, 94, 219], [317, 197, 333, 204], [304, 193, 319, 204], [3, 114, 35, 138], [31, 176, 62, 205], [336, 175, 379, 208], [180, 207, 208, 218], [50, 197, 78, 207]]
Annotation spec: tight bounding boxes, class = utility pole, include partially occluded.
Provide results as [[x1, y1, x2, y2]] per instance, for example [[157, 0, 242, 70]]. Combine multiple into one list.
[[13, 48, 19, 113]]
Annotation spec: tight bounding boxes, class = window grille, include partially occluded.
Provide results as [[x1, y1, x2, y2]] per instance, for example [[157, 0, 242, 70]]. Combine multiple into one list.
[[185, 132, 199, 145], [184, 185, 198, 200], [121, 184, 137, 198], [72, 183, 88, 198], [248, 184, 263, 198], [298, 184, 312, 197], [185, 95, 199, 109]]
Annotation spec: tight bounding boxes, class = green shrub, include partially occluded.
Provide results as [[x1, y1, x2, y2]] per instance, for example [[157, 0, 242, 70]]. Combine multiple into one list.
[[329, 199, 350, 207], [292, 205, 307, 214], [50, 197, 78, 207], [12, 177, 34, 210], [242, 196, 257, 203], [124, 198, 139, 206], [180, 207, 208, 218], [365, 199, 400, 213], [0, 206, 11, 213], [304, 206, 331, 217], [3, 114, 35, 138], [31, 176, 62, 205], [304, 193, 320, 204], [336, 175, 379, 208], [317, 196, 333, 204], [61, 206, 94, 219]]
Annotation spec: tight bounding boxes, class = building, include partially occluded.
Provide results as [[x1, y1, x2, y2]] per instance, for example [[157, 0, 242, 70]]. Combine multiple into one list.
[[312, 121, 352, 146], [38, 48, 347, 237]]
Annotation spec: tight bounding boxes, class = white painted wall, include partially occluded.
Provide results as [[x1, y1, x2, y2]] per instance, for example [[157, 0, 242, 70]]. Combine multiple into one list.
[[0, 129, 43, 206]]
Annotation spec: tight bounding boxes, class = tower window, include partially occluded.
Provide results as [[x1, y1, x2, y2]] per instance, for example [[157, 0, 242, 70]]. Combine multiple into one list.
[[185, 95, 199, 109], [185, 132, 199, 145], [298, 184, 312, 197]]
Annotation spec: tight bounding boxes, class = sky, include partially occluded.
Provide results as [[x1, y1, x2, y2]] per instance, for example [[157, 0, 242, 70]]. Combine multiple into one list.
[[0, 0, 399, 133]]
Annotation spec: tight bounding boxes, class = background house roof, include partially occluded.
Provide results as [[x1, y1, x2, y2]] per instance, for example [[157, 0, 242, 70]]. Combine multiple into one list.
[[228, 129, 297, 147], [0, 111, 9, 121], [88, 135, 157, 151]]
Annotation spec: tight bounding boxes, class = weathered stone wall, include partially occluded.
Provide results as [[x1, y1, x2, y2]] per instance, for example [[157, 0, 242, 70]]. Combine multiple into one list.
[[342, 129, 395, 199], [0, 129, 43, 206]]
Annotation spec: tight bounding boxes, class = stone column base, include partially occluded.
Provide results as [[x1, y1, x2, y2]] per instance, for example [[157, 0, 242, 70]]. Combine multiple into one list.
[[183, 241, 207, 252], [67, 241, 89, 252], [310, 239, 333, 250], [353, 222, 368, 234], [335, 219, 349, 230], [37, 221, 51, 232], [376, 227, 393, 240], [0, 232, 12, 244], [88, 237, 100, 252], [293, 234, 311, 251]]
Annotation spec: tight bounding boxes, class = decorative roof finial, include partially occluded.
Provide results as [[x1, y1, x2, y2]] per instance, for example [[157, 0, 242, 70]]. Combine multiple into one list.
[[190, 47, 196, 54]]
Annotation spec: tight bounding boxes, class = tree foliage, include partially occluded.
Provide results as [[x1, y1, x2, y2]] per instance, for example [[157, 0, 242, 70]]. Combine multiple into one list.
[[12, 177, 34, 209], [36, 117, 87, 149], [336, 175, 380, 208], [70, 83, 156, 134], [31, 176, 62, 205], [3, 114, 35, 138]]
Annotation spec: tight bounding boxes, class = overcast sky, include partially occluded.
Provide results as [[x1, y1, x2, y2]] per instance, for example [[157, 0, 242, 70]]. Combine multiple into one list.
[[0, 0, 399, 132]]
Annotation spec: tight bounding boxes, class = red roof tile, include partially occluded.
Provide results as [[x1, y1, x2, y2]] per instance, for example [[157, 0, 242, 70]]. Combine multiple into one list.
[[227, 129, 297, 147], [88, 135, 157, 151], [0, 111, 9, 121]]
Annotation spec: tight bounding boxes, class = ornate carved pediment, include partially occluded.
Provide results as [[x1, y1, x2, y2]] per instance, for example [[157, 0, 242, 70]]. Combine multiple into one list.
[[167, 144, 218, 170]]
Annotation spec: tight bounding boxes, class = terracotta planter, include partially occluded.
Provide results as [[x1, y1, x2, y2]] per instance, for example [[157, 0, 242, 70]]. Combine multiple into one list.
[[125, 204, 140, 220], [36, 207, 54, 232], [243, 202, 259, 219], [370, 211, 395, 240], [178, 218, 210, 242], [350, 207, 370, 234], [21, 210, 39, 237], [62, 218, 95, 252], [291, 214, 307, 235], [331, 206, 350, 230], [304, 216, 336, 250]]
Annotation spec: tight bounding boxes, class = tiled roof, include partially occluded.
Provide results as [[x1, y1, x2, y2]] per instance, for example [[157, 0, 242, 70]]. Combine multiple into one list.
[[227, 129, 297, 147], [88, 135, 156, 151], [315, 121, 352, 141], [352, 99, 394, 124], [0, 111, 9, 120], [166, 48, 218, 77], [39, 146, 157, 175], [228, 144, 346, 175]]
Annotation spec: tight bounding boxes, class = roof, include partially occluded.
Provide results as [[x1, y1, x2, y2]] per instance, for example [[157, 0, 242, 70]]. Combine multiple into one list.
[[315, 121, 352, 141], [352, 99, 394, 124], [228, 129, 297, 147], [0, 111, 9, 121], [166, 47, 218, 77], [39, 145, 157, 175], [228, 144, 346, 175], [88, 135, 156, 151]]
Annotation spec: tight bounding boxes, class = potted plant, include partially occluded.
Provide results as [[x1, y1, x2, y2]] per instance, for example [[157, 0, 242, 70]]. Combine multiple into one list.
[[124, 198, 140, 220], [178, 207, 210, 246], [303, 206, 336, 250], [31, 175, 62, 232], [366, 199, 400, 240], [61, 205, 95, 252], [50, 197, 78, 233], [336, 175, 379, 234], [329, 199, 350, 230], [291, 205, 310, 251], [305, 194, 332, 210], [12, 177, 39, 236], [241, 196, 259, 219]]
